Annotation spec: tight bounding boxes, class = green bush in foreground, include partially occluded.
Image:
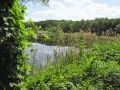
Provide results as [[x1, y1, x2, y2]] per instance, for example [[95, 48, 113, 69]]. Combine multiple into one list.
[[23, 40, 120, 90]]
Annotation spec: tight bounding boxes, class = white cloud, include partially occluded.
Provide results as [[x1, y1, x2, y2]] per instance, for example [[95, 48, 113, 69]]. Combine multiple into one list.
[[25, 0, 120, 21]]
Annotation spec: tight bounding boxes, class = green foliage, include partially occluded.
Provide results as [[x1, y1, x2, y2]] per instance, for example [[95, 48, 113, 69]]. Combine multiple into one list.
[[116, 24, 120, 28], [1, 0, 120, 90], [23, 39, 120, 90], [0, 0, 50, 90], [0, 0, 28, 89], [0, 0, 42, 89], [34, 18, 120, 36], [44, 27, 64, 45]]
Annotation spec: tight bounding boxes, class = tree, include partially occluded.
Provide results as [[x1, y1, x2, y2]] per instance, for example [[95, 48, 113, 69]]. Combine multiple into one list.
[[61, 21, 73, 33], [0, 0, 48, 89]]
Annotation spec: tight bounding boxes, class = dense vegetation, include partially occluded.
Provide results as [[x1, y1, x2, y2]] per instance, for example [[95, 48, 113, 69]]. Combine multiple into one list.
[[25, 18, 120, 46], [1, 0, 120, 90], [23, 18, 120, 90], [0, 0, 29, 89], [23, 38, 120, 90], [0, 0, 47, 89], [25, 20, 120, 46], [31, 18, 120, 36]]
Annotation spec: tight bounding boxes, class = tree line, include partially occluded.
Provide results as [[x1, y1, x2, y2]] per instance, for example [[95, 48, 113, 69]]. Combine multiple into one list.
[[32, 18, 120, 36]]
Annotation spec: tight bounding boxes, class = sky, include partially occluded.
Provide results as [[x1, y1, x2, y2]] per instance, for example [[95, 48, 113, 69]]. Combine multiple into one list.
[[25, 0, 120, 21]]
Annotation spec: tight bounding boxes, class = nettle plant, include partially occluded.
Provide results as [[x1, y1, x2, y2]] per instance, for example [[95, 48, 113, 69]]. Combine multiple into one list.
[[0, 0, 48, 89]]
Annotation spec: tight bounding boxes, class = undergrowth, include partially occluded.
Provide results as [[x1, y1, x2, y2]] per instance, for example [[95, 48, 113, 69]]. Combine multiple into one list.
[[22, 39, 120, 90]]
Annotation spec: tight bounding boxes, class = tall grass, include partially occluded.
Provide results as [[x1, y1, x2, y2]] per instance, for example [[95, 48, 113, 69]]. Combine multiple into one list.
[[62, 32, 120, 48]]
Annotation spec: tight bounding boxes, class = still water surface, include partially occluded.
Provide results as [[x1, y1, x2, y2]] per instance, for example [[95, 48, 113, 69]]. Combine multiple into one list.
[[26, 43, 77, 66]]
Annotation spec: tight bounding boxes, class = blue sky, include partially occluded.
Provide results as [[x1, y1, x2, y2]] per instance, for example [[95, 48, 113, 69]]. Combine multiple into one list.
[[93, 0, 120, 6], [25, 0, 120, 21]]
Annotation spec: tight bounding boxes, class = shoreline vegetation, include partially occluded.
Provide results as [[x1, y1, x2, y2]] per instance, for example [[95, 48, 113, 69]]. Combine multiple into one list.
[[22, 18, 120, 89], [25, 18, 120, 47], [23, 35, 120, 90]]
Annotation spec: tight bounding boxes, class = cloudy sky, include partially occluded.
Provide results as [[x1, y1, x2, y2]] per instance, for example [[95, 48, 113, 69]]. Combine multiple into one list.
[[25, 0, 120, 21]]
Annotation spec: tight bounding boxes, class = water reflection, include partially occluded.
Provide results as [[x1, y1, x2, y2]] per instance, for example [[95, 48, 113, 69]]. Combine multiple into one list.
[[26, 43, 77, 66]]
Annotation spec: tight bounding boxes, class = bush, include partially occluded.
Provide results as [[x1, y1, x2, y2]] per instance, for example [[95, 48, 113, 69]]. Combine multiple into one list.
[[45, 27, 64, 45]]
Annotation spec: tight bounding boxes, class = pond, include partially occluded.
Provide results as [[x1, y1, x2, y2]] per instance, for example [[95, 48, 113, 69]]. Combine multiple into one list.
[[26, 43, 78, 67]]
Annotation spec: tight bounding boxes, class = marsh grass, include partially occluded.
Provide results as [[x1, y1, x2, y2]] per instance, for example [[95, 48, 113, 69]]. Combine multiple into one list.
[[54, 32, 120, 48]]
